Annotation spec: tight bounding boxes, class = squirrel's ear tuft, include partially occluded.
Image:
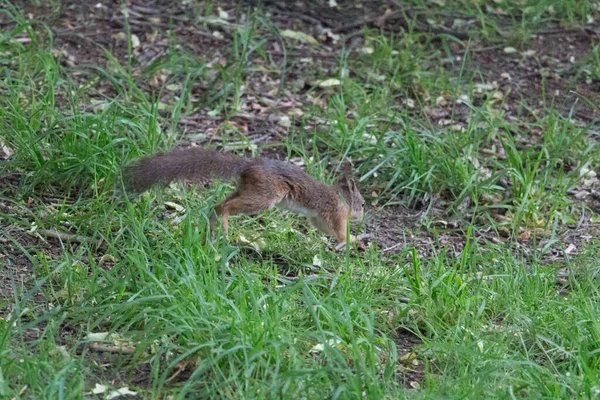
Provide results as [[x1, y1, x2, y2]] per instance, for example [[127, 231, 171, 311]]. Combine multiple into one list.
[[340, 160, 353, 177], [338, 161, 359, 192]]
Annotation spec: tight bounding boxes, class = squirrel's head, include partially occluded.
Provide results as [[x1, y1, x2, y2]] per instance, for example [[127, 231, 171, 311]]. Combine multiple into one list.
[[337, 162, 365, 222]]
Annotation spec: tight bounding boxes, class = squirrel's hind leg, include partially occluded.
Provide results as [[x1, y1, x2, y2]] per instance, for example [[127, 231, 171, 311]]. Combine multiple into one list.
[[210, 192, 238, 241], [209, 184, 287, 241]]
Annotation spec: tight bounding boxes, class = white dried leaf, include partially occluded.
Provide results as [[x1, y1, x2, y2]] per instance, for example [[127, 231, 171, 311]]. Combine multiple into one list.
[[86, 332, 110, 342], [325, 30, 340, 43], [457, 94, 470, 104], [130, 34, 140, 48], [318, 78, 341, 88], [521, 49, 536, 57], [475, 83, 494, 91], [492, 91, 504, 100], [217, 7, 229, 19], [281, 30, 318, 45], [1, 141, 14, 158], [91, 384, 108, 394], [309, 338, 342, 353], [580, 167, 596, 178], [477, 340, 484, 352], [107, 387, 137, 399], [367, 72, 385, 81], [312, 254, 322, 267], [165, 202, 185, 212], [277, 116, 291, 128], [436, 96, 447, 106]]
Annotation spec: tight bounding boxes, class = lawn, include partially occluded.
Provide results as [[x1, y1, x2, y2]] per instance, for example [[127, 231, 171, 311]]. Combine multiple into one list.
[[1, 0, 600, 398]]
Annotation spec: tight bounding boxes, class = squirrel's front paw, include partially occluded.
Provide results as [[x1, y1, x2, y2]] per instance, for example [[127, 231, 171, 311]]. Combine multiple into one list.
[[335, 233, 371, 252]]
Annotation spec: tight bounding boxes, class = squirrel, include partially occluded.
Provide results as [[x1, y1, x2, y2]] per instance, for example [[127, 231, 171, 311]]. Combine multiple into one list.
[[123, 147, 369, 250]]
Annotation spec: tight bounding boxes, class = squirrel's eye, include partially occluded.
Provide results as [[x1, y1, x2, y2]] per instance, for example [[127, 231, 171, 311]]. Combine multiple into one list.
[[361, 202, 365, 208]]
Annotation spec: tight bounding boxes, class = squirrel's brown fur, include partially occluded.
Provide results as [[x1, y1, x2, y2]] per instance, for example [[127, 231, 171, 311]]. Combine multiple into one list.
[[123, 147, 365, 246]]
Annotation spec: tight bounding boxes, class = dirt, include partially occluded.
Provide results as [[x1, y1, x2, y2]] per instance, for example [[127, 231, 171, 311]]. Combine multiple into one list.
[[2, 0, 600, 392], [394, 329, 425, 389], [461, 31, 600, 123], [368, 201, 600, 267]]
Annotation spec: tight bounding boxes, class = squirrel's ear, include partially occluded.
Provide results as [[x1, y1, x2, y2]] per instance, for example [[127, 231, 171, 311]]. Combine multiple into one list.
[[340, 160, 353, 176], [338, 161, 358, 191]]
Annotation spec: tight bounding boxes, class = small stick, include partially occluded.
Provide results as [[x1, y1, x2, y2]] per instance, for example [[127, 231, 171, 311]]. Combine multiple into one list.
[[37, 229, 90, 243], [166, 363, 187, 383], [383, 242, 404, 252], [88, 343, 137, 354]]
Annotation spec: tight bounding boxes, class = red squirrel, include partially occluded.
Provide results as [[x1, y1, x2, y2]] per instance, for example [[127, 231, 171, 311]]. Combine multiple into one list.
[[123, 148, 369, 249]]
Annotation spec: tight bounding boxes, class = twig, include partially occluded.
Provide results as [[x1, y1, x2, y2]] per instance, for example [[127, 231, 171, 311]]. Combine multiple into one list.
[[454, 45, 503, 55], [166, 363, 187, 383], [383, 242, 405, 252], [37, 229, 90, 243], [88, 343, 137, 354], [273, 8, 330, 30], [332, 10, 402, 33]]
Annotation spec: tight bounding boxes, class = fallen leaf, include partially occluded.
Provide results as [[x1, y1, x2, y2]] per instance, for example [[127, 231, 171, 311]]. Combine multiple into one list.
[[238, 235, 266, 252], [87, 332, 110, 342], [130, 34, 140, 48], [165, 202, 185, 212], [318, 78, 341, 88], [107, 387, 137, 399], [325, 30, 340, 43], [580, 167, 596, 178], [475, 83, 494, 91], [521, 49, 536, 57], [517, 229, 531, 240], [281, 30, 318, 45], [452, 124, 466, 132], [277, 116, 291, 128], [312, 254, 322, 267], [217, 7, 229, 19], [1, 141, 14, 159], [399, 352, 416, 363], [91, 384, 108, 394], [309, 338, 342, 353]]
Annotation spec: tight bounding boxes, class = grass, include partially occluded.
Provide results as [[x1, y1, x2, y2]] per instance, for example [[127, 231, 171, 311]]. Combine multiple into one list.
[[1, 1, 600, 399]]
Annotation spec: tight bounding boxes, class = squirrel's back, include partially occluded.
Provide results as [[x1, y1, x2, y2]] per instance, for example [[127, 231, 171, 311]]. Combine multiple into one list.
[[123, 148, 253, 192]]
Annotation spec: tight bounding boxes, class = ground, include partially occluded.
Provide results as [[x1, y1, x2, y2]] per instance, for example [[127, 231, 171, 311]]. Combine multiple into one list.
[[1, 0, 600, 398]]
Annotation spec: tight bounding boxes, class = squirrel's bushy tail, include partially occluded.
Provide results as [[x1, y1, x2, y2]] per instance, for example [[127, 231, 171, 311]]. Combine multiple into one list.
[[123, 148, 252, 193]]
